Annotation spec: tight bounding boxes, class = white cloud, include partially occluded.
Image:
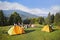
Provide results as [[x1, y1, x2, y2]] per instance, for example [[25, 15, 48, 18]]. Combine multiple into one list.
[[50, 6, 60, 14], [0, 1, 30, 12], [0, 1, 60, 16], [30, 8, 49, 16]]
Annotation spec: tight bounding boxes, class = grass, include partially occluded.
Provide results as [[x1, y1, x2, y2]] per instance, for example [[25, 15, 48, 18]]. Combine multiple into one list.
[[0, 25, 60, 40]]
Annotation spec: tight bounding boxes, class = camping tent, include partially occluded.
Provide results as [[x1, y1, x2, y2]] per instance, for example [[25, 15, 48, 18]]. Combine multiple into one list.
[[8, 25, 25, 35], [41, 25, 53, 32]]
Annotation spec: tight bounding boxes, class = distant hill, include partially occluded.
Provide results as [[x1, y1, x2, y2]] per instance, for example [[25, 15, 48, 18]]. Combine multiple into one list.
[[3, 10, 38, 20]]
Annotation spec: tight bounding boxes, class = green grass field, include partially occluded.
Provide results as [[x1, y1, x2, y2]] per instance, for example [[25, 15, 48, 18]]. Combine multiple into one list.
[[0, 25, 60, 40]]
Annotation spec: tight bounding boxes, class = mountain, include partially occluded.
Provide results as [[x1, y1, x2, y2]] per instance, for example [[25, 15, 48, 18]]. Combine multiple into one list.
[[3, 10, 38, 20]]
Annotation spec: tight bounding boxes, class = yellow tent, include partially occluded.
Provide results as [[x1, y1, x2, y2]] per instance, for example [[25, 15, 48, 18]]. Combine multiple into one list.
[[41, 25, 53, 32], [8, 25, 25, 35]]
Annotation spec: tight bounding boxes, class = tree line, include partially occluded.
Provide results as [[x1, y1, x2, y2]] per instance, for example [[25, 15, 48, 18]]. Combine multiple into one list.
[[0, 10, 22, 26], [0, 10, 60, 26]]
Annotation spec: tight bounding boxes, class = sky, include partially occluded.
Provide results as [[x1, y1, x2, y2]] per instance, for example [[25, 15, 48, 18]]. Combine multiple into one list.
[[0, 0, 60, 16]]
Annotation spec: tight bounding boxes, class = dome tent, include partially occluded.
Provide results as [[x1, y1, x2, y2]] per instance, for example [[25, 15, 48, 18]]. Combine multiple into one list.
[[41, 25, 53, 32], [8, 25, 25, 35]]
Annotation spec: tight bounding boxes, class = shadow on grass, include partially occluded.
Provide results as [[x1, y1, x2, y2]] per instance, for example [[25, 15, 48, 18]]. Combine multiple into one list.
[[25, 30, 35, 34], [53, 29, 58, 31], [8, 30, 35, 36], [1, 29, 35, 36], [52, 29, 60, 32]]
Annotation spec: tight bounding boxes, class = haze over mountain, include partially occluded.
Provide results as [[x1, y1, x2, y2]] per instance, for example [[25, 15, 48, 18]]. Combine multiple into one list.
[[3, 10, 38, 19]]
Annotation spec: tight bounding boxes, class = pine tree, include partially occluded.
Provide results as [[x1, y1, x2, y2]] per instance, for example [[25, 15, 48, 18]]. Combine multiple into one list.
[[51, 14, 54, 24], [54, 12, 60, 26], [0, 10, 6, 26], [47, 12, 51, 25], [9, 12, 22, 25]]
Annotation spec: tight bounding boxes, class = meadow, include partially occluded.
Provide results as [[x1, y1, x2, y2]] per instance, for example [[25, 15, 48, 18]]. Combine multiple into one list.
[[0, 25, 60, 40]]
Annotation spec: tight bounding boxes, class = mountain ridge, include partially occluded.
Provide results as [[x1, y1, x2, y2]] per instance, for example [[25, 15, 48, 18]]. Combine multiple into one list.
[[3, 10, 38, 19]]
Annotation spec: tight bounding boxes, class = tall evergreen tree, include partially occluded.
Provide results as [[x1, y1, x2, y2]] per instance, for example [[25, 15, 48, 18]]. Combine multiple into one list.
[[47, 12, 51, 25], [0, 10, 6, 26], [51, 14, 54, 24], [54, 12, 60, 26], [9, 12, 22, 25]]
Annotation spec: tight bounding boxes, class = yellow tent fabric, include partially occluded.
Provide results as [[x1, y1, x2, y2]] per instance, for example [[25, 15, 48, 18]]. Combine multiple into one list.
[[8, 25, 25, 35], [41, 25, 53, 32]]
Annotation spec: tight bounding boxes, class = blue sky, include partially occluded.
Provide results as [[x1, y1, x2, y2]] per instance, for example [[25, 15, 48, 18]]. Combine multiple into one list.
[[0, 0, 60, 16], [0, 0, 60, 8]]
